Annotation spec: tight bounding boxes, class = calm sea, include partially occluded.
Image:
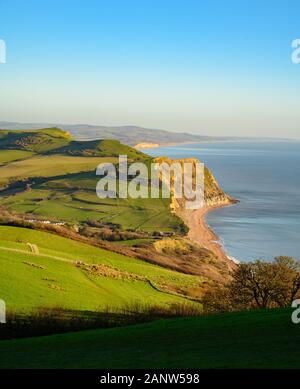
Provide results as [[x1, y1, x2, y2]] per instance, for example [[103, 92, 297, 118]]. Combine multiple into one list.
[[143, 141, 300, 262]]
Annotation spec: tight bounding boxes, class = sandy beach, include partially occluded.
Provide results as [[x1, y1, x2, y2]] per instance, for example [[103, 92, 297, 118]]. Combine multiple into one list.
[[176, 203, 237, 267]]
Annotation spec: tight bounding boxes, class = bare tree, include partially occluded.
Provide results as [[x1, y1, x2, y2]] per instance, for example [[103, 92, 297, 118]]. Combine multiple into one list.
[[202, 257, 300, 313]]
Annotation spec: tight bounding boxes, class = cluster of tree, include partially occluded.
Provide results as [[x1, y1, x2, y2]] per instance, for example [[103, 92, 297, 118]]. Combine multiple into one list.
[[81, 220, 151, 241], [203, 256, 300, 313], [79, 226, 144, 242]]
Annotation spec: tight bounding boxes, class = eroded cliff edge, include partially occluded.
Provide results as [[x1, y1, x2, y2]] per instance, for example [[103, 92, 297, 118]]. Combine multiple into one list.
[[154, 156, 238, 271]]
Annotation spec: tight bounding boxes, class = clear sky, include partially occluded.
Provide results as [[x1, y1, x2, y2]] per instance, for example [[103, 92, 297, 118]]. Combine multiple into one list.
[[0, 0, 300, 138]]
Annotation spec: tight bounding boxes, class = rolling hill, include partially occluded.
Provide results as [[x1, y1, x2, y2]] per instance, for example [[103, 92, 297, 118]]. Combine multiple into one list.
[[0, 128, 184, 233], [0, 128, 146, 158]]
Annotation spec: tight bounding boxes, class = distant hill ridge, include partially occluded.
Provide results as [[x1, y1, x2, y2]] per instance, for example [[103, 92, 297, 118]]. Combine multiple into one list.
[[0, 127, 146, 159], [0, 121, 241, 146]]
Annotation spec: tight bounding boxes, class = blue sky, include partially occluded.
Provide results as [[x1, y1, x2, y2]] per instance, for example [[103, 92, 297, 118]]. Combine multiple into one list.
[[0, 0, 300, 137]]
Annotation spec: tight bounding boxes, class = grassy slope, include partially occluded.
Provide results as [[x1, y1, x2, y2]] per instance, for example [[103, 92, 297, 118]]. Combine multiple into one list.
[[0, 226, 201, 311], [0, 308, 298, 368]]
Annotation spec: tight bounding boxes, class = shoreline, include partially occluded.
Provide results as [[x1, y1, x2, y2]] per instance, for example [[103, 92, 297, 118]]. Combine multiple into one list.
[[176, 202, 238, 268], [134, 141, 201, 149]]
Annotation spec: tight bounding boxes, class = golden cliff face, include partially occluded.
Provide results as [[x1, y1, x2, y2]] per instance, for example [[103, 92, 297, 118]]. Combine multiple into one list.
[[154, 156, 236, 213]]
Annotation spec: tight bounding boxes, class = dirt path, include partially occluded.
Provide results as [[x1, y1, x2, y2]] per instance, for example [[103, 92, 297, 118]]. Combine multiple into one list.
[[0, 245, 74, 264]]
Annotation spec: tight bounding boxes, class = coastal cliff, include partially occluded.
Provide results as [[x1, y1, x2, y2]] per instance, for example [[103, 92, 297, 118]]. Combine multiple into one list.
[[154, 156, 236, 209], [154, 156, 237, 269]]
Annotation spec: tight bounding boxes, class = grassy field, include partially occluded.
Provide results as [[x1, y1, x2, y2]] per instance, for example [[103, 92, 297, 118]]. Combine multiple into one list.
[[0, 185, 183, 231], [0, 308, 298, 368], [0, 155, 118, 185], [0, 159, 184, 231], [0, 226, 202, 312], [0, 150, 34, 165]]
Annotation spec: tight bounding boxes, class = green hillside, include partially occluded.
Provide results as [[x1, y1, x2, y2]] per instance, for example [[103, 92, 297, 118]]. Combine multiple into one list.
[[0, 128, 184, 233], [0, 128, 72, 153], [0, 308, 298, 368], [0, 128, 146, 159], [50, 138, 146, 158], [0, 226, 202, 312]]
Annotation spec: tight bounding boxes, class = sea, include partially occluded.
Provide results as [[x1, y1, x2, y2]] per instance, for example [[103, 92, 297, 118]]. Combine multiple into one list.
[[142, 141, 300, 262]]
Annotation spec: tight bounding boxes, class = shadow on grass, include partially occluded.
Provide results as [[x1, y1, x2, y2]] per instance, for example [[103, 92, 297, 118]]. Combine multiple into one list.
[[0, 303, 201, 340]]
